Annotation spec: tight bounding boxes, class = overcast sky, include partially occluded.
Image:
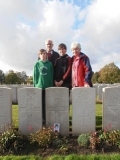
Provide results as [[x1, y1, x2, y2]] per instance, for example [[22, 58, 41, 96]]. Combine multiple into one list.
[[0, 0, 120, 76]]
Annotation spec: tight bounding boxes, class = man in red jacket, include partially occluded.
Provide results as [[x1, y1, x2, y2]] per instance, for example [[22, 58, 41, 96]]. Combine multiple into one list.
[[71, 42, 93, 87]]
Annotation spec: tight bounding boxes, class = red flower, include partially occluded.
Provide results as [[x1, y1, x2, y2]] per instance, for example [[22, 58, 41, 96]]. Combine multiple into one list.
[[28, 125, 33, 131]]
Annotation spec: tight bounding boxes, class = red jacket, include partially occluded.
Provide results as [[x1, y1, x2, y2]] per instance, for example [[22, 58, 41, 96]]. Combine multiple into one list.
[[72, 52, 93, 87]]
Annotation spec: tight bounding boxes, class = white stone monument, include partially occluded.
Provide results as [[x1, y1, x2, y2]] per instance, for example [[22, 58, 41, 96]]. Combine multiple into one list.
[[17, 85, 33, 104], [7, 85, 17, 104], [98, 84, 107, 101], [0, 87, 12, 132], [103, 87, 120, 131], [72, 87, 96, 135], [46, 87, 69, 136], [18, 87, 42, 134]]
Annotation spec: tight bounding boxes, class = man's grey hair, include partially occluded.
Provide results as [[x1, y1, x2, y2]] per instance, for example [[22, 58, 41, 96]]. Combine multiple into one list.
[[45, 39, 53, 44]]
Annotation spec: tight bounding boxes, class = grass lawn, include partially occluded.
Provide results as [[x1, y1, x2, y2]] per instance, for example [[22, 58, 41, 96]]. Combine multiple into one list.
[[12, 105, 19, 127], [1, 153, 120, 160]]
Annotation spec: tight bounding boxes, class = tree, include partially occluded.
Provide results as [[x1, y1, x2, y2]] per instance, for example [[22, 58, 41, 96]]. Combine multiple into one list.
[[5, 72, 22, 84], [98, 62, 120, 83], [16, 71, 28, 84], [92, 72, 100, 83], [26, 76, 33, 84], [0, 70, 5, 84]]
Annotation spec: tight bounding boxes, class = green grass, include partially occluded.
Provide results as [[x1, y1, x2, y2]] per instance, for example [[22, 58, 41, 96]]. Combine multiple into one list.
[[96, 103, 102, 130], [12, 105, 18, 127], [1, 154, 120, 160]]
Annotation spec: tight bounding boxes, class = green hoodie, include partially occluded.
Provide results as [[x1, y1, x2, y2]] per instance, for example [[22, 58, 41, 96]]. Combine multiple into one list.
[[33, 60, 53, 89]]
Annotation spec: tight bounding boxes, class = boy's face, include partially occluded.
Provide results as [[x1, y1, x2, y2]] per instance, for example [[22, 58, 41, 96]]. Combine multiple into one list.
[[58, 48, 66, 56], [39, 51, 47, 61]]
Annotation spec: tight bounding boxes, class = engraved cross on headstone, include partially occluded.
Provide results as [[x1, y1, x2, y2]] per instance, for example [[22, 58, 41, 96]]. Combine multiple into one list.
[[78, 109, 91, 128]]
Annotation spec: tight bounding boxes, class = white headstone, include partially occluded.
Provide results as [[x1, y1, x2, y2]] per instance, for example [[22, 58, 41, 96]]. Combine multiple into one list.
[[17, 85, 34, 104], [103, 87, 120, 131], [7, 85, 17, 104], [72, 87, 96, 135], [98, 84, 107, 101], [18, 87, 42, 134], [93, 84, 99, 98], [46, 87, 69, 136], [0, 87, 12, 132]]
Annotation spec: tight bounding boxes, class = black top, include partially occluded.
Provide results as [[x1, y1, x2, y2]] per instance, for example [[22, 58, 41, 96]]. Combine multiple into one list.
[[54, 54, 71, 83]]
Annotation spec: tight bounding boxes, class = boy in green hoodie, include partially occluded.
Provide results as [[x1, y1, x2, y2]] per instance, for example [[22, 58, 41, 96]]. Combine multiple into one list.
[[33, 49, 53, 124]]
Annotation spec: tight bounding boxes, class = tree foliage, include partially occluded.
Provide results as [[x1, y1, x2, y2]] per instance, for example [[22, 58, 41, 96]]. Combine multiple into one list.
[[26, 76, 33, 84], [5, 70, 29, 84], [16, 71, 28, 83], [92, 72, 100, 83], [0, 70, 5, 84], [5, 72, 21, 84], [92, 62, 120, 84]]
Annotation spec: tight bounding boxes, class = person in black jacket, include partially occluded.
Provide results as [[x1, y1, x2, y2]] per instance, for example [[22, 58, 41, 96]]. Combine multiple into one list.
[[54, 43, 72, 90]]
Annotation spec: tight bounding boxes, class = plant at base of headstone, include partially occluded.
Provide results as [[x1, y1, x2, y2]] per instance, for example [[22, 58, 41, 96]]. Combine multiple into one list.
[[52, 135, 68, 148], [99, 130, 120, 147], [89, 131, 101, 150], [77, 133, 90, 148], [59, 144, 69, 154], [0, 124, 27, 153], [29, 127, 58, 148]]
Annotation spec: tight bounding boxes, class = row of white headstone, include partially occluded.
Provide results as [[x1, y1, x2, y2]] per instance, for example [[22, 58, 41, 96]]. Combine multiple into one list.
[[93, 83, 120, 101], [1, 84, 120, 104], [0, 86, 120, 136]]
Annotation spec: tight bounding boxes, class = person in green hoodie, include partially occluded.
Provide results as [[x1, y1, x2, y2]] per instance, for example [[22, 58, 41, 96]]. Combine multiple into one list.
[[33, 49, 53, 124]]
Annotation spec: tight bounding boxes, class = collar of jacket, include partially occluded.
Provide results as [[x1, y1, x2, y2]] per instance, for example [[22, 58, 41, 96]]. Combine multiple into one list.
[[79, 52, 86, 58]]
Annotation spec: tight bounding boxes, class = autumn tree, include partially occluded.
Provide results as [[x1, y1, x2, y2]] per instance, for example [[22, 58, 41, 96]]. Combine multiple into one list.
[[98, 62, 120, 83]]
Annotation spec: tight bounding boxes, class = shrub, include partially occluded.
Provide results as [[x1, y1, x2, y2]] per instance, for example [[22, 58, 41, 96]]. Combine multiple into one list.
[[99, 129, 120, 147], [77, 133, 90, 147], [89, 131, 101, 150], [29, 127, 59, 147], [0, 124, 27, 153]]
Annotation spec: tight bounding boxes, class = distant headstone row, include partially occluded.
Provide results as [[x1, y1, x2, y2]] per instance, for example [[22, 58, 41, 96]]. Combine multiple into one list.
[[0, 85, 120, 135]]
